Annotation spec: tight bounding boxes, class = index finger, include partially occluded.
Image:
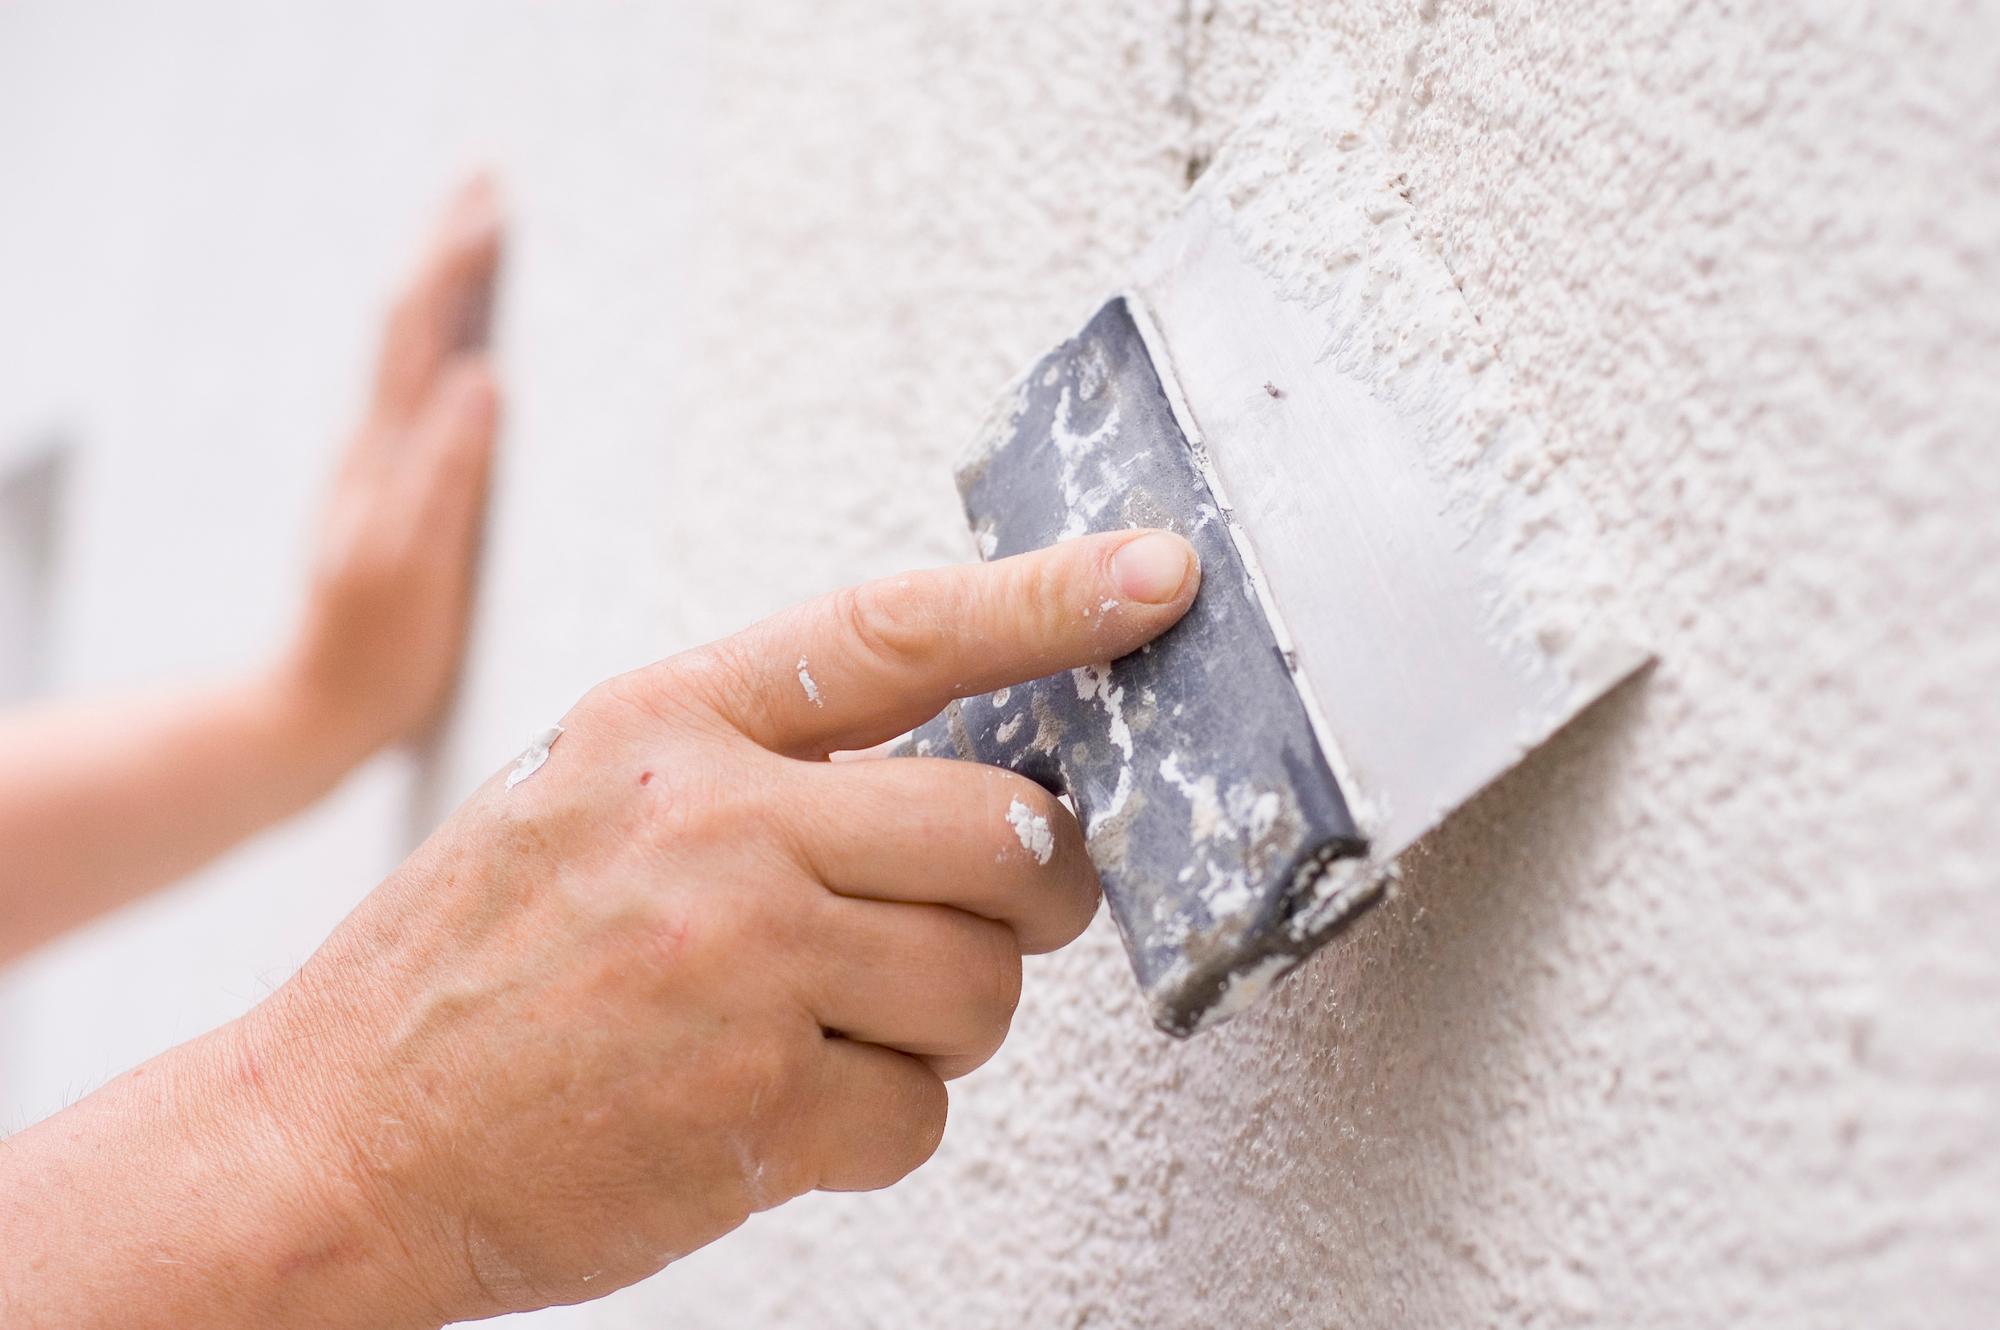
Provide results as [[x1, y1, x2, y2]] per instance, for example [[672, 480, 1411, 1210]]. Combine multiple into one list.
[[692, 529, 1199, 758]]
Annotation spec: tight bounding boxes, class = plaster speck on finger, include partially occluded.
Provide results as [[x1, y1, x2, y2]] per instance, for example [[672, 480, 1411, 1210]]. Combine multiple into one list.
[[1006, 796, 1055, 865], [505, 726, 564, 790], [797, 656, 823, 707]]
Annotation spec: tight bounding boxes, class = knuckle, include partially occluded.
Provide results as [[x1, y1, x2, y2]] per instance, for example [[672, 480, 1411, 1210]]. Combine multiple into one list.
[[704, 873, 792, 963], [669, 639, 743, 696], [986, 551, 1072, 652], [585, 664, 721, 736], [662, 638, 773, 731], [578, 672, 648, 723], [1015, 553, 1071, 627], [834, 578, 936, 672], [693, 768, 800, 868]]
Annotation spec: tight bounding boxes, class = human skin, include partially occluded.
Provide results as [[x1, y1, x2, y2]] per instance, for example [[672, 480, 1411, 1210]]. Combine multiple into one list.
[[0, 176, 502, 963], [0, 525, 1201, 1327]]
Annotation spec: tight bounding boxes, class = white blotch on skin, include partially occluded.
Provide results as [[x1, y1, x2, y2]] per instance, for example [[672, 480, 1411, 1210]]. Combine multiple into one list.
[[505, 726, 564, 790], [1006, 797, 1056, 865], [797, 656, 823, 707]]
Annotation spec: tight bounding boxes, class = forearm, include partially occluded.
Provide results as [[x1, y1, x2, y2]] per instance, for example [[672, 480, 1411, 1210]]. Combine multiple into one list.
[[0, 1010, 442, 1330], [0, 664, 376, 961]]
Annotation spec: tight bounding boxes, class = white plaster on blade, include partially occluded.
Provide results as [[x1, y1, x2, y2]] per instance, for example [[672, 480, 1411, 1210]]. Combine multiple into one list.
[[1072, 663, 1133, 761], [1199, 859, 1255, 920], [1048, 384, 1120, 540], [1071, 661, 1136, 834], [1188, 954, 1293, 1032], [1159, 751, 1225, 843]]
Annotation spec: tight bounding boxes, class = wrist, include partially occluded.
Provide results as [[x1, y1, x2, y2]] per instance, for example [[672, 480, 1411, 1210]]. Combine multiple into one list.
[[0, 1018, 446, 1330], [256, 648, 395, 784], [209, 1000, 459, 1329], [230, 965, 496, 1326]]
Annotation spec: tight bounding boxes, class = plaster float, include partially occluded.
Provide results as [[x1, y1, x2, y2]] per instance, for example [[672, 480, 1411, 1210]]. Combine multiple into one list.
[[902, 62, 1649, 1035]]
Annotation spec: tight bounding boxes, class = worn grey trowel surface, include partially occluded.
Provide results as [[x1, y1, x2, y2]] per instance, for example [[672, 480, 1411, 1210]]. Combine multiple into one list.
[[908, 297, 1375, 1034], [907, 78, 1649, 1036]]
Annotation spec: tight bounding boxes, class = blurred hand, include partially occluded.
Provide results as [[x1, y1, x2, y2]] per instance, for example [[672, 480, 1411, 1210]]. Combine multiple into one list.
[[239, 528, 1200, 1322], [0, 177, 504, 964], [282, 177, 502, 754]]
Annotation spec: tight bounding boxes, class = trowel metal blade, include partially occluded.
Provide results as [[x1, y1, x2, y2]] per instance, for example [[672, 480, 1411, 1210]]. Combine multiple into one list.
[[1132, 199, 1651, 872], [908, 199, 1647, 1036]]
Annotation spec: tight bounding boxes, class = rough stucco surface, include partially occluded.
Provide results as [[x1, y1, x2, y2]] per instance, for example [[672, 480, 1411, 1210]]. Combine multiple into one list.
[[2, 2, 1997, 1327]]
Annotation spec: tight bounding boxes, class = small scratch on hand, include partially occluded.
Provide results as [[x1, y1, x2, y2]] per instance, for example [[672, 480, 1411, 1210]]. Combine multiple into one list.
[[797, 657, 823, 707]]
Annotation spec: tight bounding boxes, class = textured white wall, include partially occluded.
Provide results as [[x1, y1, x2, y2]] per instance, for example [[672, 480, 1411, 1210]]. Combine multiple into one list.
[[3, 2, 1996, 1327]]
